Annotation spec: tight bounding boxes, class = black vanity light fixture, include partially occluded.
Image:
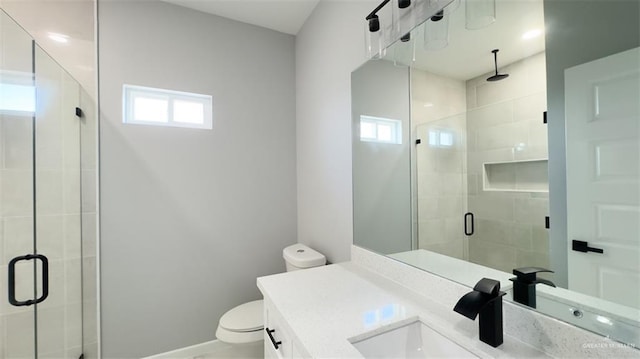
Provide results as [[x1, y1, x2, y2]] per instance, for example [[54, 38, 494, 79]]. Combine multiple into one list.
[[365, 0, 413, 58], [367, 0, 494, 58], [367, 0, 497, 32], [368, 14, 380, 32], [365, 0, 499, 60], [366, 0, 391, 33], [365, 0, 392, 59], [430, 10, 444, 22], [365, 0, 414, 32]]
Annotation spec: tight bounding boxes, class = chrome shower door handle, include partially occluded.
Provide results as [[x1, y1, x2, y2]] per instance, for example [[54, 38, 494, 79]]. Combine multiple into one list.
[[8, 254, 49, 306]]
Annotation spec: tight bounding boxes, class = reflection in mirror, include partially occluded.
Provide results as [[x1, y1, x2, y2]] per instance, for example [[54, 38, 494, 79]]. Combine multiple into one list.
[[352, 0, 640, 349], [352, 60, 411, 255], [411, 33, 549, 274]]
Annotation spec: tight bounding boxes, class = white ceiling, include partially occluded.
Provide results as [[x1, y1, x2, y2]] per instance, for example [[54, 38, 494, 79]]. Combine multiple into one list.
[[0, 0, 96, 97], [386, 0, 545, 80], [161, 0, 321, 35], [160, 0, 544, 78], [1, 0, 544, 98]]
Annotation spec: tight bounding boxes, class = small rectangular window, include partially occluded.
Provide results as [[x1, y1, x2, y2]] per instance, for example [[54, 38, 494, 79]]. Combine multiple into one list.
[[123, 84, 212, 129], [428, 128, 455, 148], [359, 115, 402, 144], [0, 71, 36, 116]]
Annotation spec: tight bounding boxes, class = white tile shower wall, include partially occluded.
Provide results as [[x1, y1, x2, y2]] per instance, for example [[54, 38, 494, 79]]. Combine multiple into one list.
[[352, 245, 639, 358], [411, 69, 467, 128], [411, 68, 467, 259], [466, 52, 550, 274]]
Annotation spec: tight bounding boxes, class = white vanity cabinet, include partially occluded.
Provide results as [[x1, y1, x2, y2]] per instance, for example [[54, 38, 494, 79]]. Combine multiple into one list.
[[257, 263, 564, 358], [263, 298, 310, 359]]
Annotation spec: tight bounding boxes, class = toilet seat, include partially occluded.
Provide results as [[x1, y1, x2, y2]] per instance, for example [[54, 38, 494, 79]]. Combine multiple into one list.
[[216, 326, 263, 344], [216, 244, 326, 345], [216, 299, 264, 344]]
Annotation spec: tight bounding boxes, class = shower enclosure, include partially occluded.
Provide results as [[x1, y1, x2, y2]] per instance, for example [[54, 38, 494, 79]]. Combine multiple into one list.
[[413, 53, 551, 274], [1, 10, 97, 358]]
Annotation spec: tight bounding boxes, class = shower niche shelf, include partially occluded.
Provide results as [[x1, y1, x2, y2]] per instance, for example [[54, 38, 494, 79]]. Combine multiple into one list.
[[483, 159, 548, 193]]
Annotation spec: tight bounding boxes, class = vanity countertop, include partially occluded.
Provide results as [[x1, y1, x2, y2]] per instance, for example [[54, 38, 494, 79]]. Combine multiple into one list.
[[257, 262, 551, 358], [388, 249, 515, 290]]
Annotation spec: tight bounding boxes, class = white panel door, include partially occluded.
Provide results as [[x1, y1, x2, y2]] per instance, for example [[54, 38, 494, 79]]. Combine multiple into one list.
[[565, 47, 640, 309]]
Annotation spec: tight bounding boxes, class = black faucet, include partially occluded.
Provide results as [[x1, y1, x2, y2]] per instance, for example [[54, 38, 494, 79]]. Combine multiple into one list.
[[453, 278, 506, 348], [509, 267, 556, 309]]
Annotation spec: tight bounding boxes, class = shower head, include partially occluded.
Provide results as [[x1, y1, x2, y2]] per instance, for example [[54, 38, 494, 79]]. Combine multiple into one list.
[[487, 49, 509, 82], [487, 73, 509, 81]]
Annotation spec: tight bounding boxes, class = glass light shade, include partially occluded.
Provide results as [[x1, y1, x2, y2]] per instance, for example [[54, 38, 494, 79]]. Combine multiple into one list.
[[393, 34, 415, 67], [465, 0, 495, 30], [365, 23, 385, 59], [424, 12, 449, 51], [392, 0, 416, 39]]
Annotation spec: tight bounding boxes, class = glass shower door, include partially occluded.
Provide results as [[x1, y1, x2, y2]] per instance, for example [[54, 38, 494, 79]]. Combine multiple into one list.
[[1, 10, 37, 358], [33, 45, 83, 358], [1, 10, 83, 358], [414, 114, 468, 260]]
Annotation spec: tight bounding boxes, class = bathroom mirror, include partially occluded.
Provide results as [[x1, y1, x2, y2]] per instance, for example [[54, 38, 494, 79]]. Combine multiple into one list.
[[352, 0, 639, 347]]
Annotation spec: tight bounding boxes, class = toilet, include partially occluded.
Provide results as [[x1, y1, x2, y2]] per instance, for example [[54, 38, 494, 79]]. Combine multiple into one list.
[[215, 243, 326, 344]]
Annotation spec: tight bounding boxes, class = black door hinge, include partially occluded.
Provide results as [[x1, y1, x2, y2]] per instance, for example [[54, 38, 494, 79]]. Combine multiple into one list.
[[75, 107, 83, 118], [543, 111, 547, 124]]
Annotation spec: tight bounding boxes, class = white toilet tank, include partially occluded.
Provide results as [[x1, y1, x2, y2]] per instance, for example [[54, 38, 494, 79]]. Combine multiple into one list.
[[215, 244, 326, 345], [283, 244, 326, 271]]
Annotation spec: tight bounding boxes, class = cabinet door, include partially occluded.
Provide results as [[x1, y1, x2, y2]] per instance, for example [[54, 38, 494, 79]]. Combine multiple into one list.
[[264, 336, 279, 359], [264, 300, 293, 359], [292, 340, 311, 359]]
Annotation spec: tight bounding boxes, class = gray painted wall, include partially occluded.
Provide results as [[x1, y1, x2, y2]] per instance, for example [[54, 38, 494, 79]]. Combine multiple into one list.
[[295, 0, 378, 263], [544, 0, 640, 287], [98, 1, 296, 357], [351, 60, 412, 255]]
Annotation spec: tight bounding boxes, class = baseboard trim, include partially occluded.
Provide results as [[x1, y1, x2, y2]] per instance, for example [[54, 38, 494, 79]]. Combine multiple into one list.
[[142, 340, 220, 359]]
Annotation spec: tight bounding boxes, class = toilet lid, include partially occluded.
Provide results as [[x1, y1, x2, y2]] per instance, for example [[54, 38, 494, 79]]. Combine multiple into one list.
[[219, 299, 263, 332]]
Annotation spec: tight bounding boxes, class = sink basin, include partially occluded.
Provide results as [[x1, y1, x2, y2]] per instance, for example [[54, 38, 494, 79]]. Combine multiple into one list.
[[351, 319, 478, 358]]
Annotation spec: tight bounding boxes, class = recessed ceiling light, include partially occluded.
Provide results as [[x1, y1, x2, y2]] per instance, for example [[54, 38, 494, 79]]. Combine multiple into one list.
[[522, 29, 542, 40], [48, 32, 69, 43]]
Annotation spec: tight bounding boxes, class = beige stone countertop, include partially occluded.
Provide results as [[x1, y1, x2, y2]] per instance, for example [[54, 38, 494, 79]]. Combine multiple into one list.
[[258, 262, 551, 358]]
